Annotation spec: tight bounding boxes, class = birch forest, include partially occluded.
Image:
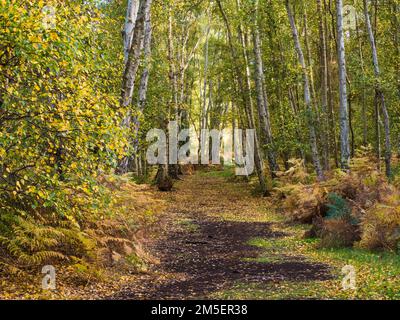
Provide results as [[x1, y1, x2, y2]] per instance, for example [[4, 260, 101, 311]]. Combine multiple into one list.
[[1, 0, 400, 301]]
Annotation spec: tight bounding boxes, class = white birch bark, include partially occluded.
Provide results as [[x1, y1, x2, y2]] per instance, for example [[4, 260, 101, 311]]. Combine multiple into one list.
[[317, 0, 330, 170], [123, 0, 139, 64], [138, 1, 152, 111], [286, 0, 325, 180], [217, 0, 267, 195], [336, 0, 351, 171], [252, 0, 279, 176], [363, 0, 392, 177], [118, 0, 152, 174], [201, 25, 211, 130], [121, 0, 149, 109]]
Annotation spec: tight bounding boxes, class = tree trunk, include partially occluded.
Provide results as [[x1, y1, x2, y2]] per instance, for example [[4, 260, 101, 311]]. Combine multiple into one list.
[[121, 0, 149, 108], [118, 0, 151, 174], [132, 0, 153, 177], [336, 0, 351, 171], [355, 6, 368, 146], [167, 7, 179, 181], [324, 0, 339, 168], [288, 87, 306, 162], [138, 2, 152, 111], [123, 0, 139, 64], [363, 0, 392, 177], [217, 0, 268, 195], [286, 0, 325, 181], [201, 25, 211, 131], [317, 0, 330, 170], [252, 0, 279, 177], [303, 7, 317, 104]]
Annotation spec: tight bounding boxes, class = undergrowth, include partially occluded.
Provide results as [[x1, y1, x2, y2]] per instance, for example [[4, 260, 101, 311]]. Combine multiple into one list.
[[273, 151, 400, 252], [0, 173, 165, 298]]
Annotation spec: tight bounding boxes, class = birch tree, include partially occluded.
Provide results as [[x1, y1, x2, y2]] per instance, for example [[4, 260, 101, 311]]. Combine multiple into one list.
[[363, 0, 392, 178], [252, 0, 279, 177], [317, 0, 330, 170], [121, 0, 151, 108], [217, 0, 268, 195], [134, 0, 153, 175], [119, 0, 152, 173], [123, 0, 139, 64], [335, 0, 351, 171], [201, 24, 211, 131], [286, 0, 325, 181], [138, 1, 153, 111]]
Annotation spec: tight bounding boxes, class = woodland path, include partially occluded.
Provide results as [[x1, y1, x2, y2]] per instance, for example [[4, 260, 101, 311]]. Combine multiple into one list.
[[110, 169, 334, 300]]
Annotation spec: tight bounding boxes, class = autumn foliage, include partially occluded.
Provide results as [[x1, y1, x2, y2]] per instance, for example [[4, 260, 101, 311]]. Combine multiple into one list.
[[0, 1, 128, 268], [274, 154, 400, 252]]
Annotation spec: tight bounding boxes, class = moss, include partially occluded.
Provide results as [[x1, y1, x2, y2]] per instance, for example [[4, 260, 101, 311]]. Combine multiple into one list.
[[178, 219, 200, 233]]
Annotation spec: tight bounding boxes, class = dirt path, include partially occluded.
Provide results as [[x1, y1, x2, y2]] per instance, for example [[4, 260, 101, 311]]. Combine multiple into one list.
[[110, 170, 333, 300]]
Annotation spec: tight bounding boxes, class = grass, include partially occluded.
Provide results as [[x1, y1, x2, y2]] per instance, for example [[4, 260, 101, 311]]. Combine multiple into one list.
[[207, 170, 400, 300], [214, 226, 400, 299], [212, 281, 337, 300], [199, 165, 236, 179], [305, 246, 400, 299], [178, 218, 200, 233]]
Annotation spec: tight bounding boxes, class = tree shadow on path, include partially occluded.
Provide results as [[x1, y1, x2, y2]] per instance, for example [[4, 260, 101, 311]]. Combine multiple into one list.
[[111, 217, 333, 299]]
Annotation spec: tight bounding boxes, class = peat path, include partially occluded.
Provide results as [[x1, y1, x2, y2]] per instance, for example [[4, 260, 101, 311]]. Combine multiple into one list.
[[110, 172, 333, 300]]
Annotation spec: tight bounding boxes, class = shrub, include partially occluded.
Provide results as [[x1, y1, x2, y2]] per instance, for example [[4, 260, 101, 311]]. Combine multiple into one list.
[[318, 218, 360, 248], [326, 193, 351, 220], [358, 194, 400, 251], [274, 183, 326, 224], [0, 1, 127, 270], [276, 158, 313, 184], [0, 211, 95, 267], [306, 193, 360, 248], [278, 163, 399, 251]]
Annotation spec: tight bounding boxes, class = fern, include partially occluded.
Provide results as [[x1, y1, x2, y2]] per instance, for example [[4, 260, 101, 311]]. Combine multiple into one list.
[[0, 211, 95, 266], [0, 261, 27, 277]]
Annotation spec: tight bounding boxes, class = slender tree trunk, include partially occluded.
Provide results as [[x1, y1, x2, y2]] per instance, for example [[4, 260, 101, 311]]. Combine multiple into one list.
[[374, 93, 382, 171], [348, 82, 355, 157], [123, 0, 139, 64], [252, 0, 279, 177], [336, 0, 351, 171], [364, 0, 392, 177], [303, 7, 317, 104], [118, 0, 151, 174], [317, 0, 330, 170], [167, 7, 179, 180], [132, 1, 153, 176], [138, 3, 152, 111], [288, 87, 306, 162], [201, 25, 211, 131], [217, 0, 268, 195], [121, 0, 149, 108], [355, 6, 368, 146], [238, 5, 268, 191], [286, 0, 325, 181], [325, 0, 339, 168], [167, 10, 179, 119]]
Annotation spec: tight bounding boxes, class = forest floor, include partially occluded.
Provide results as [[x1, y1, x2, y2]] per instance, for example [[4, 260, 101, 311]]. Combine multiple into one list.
[[107, 168, 349, 300], [3, 167, 399, 299], [107, 167, 400, 300]]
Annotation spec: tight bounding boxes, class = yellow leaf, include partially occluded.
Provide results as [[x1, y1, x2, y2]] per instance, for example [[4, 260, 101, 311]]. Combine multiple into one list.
[[50, 32, 58, 41]]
